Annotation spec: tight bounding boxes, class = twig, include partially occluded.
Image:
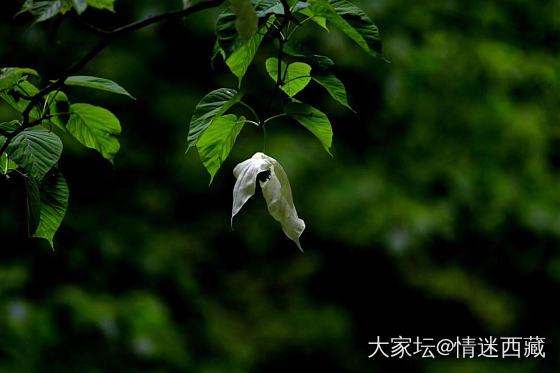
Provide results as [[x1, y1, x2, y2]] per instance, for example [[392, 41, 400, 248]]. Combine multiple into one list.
[[0, 0, 225, 158]]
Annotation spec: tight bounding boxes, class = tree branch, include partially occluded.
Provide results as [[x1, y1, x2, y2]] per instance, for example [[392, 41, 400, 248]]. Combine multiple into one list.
[[0, 0, 225, 158]]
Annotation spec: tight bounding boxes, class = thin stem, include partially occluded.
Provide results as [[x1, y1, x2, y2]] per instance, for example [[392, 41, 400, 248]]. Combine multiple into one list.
[[0, 0, 225, 158], [287, 16, 315, 40], [244, 120, 260, 127], [263, 113, 287, 125], [262, 123, 267, 153], [239, 101, 261, 123], [260, 0, 292, 153]]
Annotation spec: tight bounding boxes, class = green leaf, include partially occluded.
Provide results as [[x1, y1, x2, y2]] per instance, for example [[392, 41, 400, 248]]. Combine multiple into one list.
[[24, 175, 41, 236], [216, 9, 239, 56], [0, 153, 18, 175], [0, 123, 20, 173], [45, 91, 70, 130], [7, 126, 63, 180], [282, 40, 335, 70], [197, 114, 245, 183], [312, 71, 354, 111], [285, 101, 333, 155], [0, 121, 20, 135], [72, 0, 87, 13], [225, 15, 276, 85], [187, 88, 243, 152], [0, 80, 42, 118], [257, 1, 308, 17], [25, 1, 64, 23], [0, 67, 39, 91], [230, 0, 258, 42], [33, 169, 69, 248], [65, 75, 135, 99], [265, 58, 312, 97], [298, 7, 329, 30], [85, 0, 115, 11], [67, 103, 121, 163], [308, 0, 382, 57], [330, 0, 382, 55]]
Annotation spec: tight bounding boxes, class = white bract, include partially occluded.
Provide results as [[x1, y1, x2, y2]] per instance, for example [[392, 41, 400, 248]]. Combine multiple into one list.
[[232, 152, 305, 251]]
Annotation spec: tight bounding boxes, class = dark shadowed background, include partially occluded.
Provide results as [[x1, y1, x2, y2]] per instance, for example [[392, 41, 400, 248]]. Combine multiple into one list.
[[1, 0, 560, 371]]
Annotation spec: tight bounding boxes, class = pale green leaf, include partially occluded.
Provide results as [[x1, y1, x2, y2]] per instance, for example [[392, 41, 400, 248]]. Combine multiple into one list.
[[312, 71, 354, 111], [265, 58, 312, 97], [72, 0, 87, 13], [65, 75, 135, 99], [197, 114, 245, 183], [7, 126, 63, 180], [187, 88, 243, 152], [67, 103, 121, 163], [85, 0, 115, 11], [27, 1, 64, 23], [230, 0, 258, 42], [285, 101, 333, 155]]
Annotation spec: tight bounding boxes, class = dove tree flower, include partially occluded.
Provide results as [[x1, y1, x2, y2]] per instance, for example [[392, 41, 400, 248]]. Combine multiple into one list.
[[1, 0, 382, 247], [232, 152, 305, 251]]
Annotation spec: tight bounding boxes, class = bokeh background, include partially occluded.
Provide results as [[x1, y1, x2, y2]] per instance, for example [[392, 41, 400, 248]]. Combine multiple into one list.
[[1, 0, 560, 371]]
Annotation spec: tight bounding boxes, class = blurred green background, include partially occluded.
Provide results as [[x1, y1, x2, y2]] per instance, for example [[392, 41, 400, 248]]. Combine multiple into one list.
[[1, 0, 560, 371]]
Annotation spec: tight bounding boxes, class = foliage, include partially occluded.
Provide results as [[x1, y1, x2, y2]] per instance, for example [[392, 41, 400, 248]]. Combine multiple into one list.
[[1, 0, 560, 372], [2, 0, 383, 248]]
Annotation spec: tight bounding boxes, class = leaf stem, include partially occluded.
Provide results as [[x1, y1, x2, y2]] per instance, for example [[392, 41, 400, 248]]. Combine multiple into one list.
[[244, 120, 260, 127], [239, 101, 261, 123], [264, 113, 287, 125]]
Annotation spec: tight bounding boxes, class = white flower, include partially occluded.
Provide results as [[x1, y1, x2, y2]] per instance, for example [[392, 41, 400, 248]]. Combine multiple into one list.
[[232, 152, 305, 251]]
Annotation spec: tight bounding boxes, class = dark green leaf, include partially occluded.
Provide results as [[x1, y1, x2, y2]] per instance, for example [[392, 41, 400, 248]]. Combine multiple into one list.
[[7, 126, 63, 180], [266, 58, 312, 97], [197, 114, 246, 183], [0, 67, 39, 91], [285, 101, 333, 155], [312, 71, 354, 111], [45, 91, 70, 131], [33, 169, 69, 248], [0, 80, 42, 118], [65, 75, 135, 99], [330, 0, 382, 56], [67, 103, 121, 163], [282, 40, 335, 70], [256, 1, 308, 17], [308, 0, 382, 57], [24, 175, 41, 236], [187, 88, 243, 152]]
